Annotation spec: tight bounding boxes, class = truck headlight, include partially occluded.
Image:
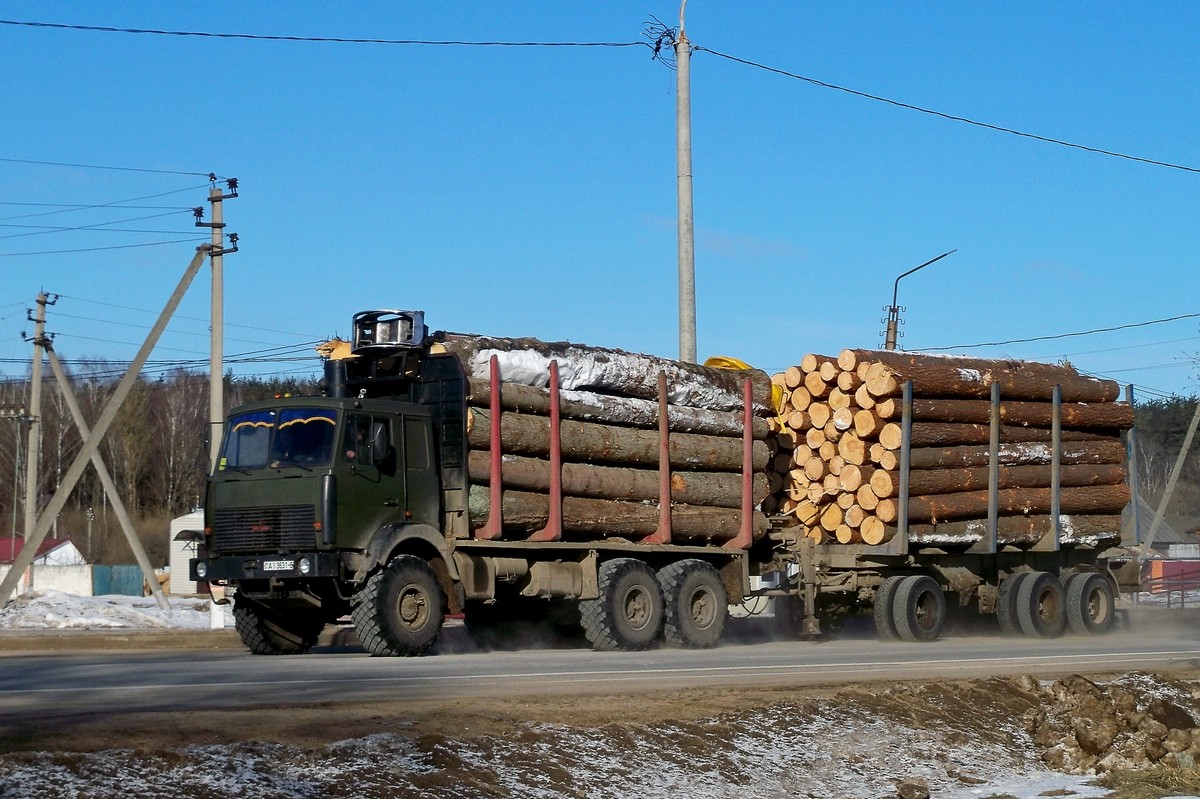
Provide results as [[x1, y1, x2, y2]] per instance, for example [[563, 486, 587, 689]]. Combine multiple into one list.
[[196, 561, 208, 579], [298, 557, 312, 575]]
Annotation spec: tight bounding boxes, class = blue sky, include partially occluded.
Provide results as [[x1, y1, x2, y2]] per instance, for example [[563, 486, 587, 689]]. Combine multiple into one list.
[[1, 2, 1198, 400]]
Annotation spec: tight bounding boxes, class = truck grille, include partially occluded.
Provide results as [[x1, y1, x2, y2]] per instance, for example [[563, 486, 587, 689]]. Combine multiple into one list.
[[211, 504, 316, 553]]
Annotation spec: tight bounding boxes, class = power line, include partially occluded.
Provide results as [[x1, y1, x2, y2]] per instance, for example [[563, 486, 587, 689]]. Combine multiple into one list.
[[695, 47, 1200, 175], [0, 185, 211, 222], [0, 209, 193, 240], [54, 293, 329, 339], [0, 155, 215, 178], [0, 238, 207, 256], [0, 20, 649, 49], [916, 312, 1200, 352]]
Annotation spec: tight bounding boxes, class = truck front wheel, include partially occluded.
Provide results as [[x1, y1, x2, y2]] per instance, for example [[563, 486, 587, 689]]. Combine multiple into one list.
[[233, 594, 325, 655], [581, 558, 663, 651], [353, 555, 445, 656]]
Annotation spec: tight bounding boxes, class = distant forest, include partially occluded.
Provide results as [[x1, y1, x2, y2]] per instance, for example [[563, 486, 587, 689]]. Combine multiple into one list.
[[0, 368, 319, 567], [1, 369, 1198, 566]]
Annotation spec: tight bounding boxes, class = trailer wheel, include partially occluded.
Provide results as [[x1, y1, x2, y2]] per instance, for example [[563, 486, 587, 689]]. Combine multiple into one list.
[[995, 573, 1027, 635], [1065, 572, 1115, 635], [892, 575, 945, 643], [873, 576, 907, 641], [658, 559, 727, 649], [233, 594, 325, 655], [581, 558, 663, 651], [352, 555, 445, 656], [1016, 571, 1066, 638]]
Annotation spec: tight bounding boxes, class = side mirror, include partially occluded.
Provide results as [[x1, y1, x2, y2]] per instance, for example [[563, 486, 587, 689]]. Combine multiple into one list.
[[371, 422, 392, 465]]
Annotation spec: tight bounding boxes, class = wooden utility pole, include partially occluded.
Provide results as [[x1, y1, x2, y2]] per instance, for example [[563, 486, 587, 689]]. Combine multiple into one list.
[[675, 0, 696, 363]]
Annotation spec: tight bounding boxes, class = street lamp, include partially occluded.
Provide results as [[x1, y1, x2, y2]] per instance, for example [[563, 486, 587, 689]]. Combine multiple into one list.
[[883, 249, 956, 350]]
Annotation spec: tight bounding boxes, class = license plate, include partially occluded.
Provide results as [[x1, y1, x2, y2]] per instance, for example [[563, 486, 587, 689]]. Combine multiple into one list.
[[263, 559, 294, 572]]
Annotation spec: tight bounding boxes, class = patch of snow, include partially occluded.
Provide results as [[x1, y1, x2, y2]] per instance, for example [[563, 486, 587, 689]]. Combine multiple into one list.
[[0, 590, 216, 630], [956, 368, 984, 382]]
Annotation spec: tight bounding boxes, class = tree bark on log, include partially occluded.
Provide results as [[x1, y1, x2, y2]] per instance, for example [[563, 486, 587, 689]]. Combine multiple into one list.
[[906, 422, 1118, 448], [907, 397, 1134, 429], [436, 332, 776, 414], [856, 358, 1121, 404], [908, 440, 1128, 470], [468, 409, 770, 471], [466, 450, 768, 508], [898, 514, 1124, 548], [868, 463, 1127, 498], [467, 486, 768, 541], [849, 349, 1121, 399], [905, 484, 1130, 523], [466, 378, 770, 438]]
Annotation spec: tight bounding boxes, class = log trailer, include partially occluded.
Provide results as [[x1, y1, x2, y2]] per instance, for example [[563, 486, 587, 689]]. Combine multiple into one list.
[[188, 309, 1132, 656]]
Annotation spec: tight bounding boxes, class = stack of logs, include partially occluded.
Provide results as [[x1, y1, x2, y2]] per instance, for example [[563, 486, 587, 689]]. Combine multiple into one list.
[[766, 349, 1133, 549], [432, 334, 777, 545]]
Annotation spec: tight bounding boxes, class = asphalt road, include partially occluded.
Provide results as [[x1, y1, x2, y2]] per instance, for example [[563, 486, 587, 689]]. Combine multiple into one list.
[[3, 608, 1199, 723]]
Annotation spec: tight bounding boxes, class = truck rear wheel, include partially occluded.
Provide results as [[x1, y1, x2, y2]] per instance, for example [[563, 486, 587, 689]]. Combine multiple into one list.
[[873, 575, 907, 641], [658, 559, 726, 649], [352, 555, 445, 656], [1065, 572, 1115, 635], [892, 575, 945, 643], [581, 558, 663, 651], [233, 594, 325, 655], [995, 572, 1027, 635], [1016, 571, 1066, 638]]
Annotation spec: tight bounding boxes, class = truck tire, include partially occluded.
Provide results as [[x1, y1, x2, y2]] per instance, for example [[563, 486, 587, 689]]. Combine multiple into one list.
[[657, 559, 726, 649], [581, 558, 663, 651], [1016, 571, 1066, 638], [1065, 572, 1115, 635], [352, 555, 445, 656], [873, 576, 907, 641], [892, 575, 945, 643], [233, 594, 325, 655], [995, 573, 1027, 635]]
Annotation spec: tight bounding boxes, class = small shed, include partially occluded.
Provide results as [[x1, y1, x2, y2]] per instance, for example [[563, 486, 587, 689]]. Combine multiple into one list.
[[0, 537, 87, 566], [168, 510, 205, 595]]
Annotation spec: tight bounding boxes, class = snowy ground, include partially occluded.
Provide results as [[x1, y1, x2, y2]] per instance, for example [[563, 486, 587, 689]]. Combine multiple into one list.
[[3, 591, 1200, 799], [0, 590, 225, 631]]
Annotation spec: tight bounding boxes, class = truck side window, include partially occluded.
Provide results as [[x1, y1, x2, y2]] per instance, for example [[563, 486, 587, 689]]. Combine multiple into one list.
[[405, 417, 430, 470], [343, 415, 373, 463]]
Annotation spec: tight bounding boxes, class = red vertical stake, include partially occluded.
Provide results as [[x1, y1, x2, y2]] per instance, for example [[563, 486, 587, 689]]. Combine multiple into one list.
[[641, 370, 672, 545], [529, 360, 563, 542], [476, 355, 504, 540], [725, 378, 755, 550]]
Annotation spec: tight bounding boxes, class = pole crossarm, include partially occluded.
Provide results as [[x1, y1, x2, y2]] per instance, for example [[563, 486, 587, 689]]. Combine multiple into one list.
[[0, 245, 211, 606]]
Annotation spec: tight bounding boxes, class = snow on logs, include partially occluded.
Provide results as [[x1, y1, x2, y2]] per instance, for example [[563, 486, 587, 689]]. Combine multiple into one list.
[[433, 333, 773, 544], [767, 349, 1131, 549]]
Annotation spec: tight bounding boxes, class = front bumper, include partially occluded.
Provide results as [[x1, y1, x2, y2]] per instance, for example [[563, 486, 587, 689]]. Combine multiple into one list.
[[190, 551, 343, 582]]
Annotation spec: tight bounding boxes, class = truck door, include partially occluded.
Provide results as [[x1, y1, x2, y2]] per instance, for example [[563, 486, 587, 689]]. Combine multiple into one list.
[[338, 412, 405, 546], [402, 414, 439, 526]]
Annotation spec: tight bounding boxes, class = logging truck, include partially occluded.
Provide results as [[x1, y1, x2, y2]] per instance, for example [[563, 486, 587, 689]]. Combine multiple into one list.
[[187, 309, 1134, 656]]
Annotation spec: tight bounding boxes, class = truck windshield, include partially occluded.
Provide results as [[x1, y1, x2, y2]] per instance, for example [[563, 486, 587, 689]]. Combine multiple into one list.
[[220, 407, 338, 470]]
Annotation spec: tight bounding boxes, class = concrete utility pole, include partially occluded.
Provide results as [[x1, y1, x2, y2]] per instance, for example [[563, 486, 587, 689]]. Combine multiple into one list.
[[676, 0, 697, 364], [207, 187, 224, 470], [22, 293, 51, 586], [195, 180, 237, 471]]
